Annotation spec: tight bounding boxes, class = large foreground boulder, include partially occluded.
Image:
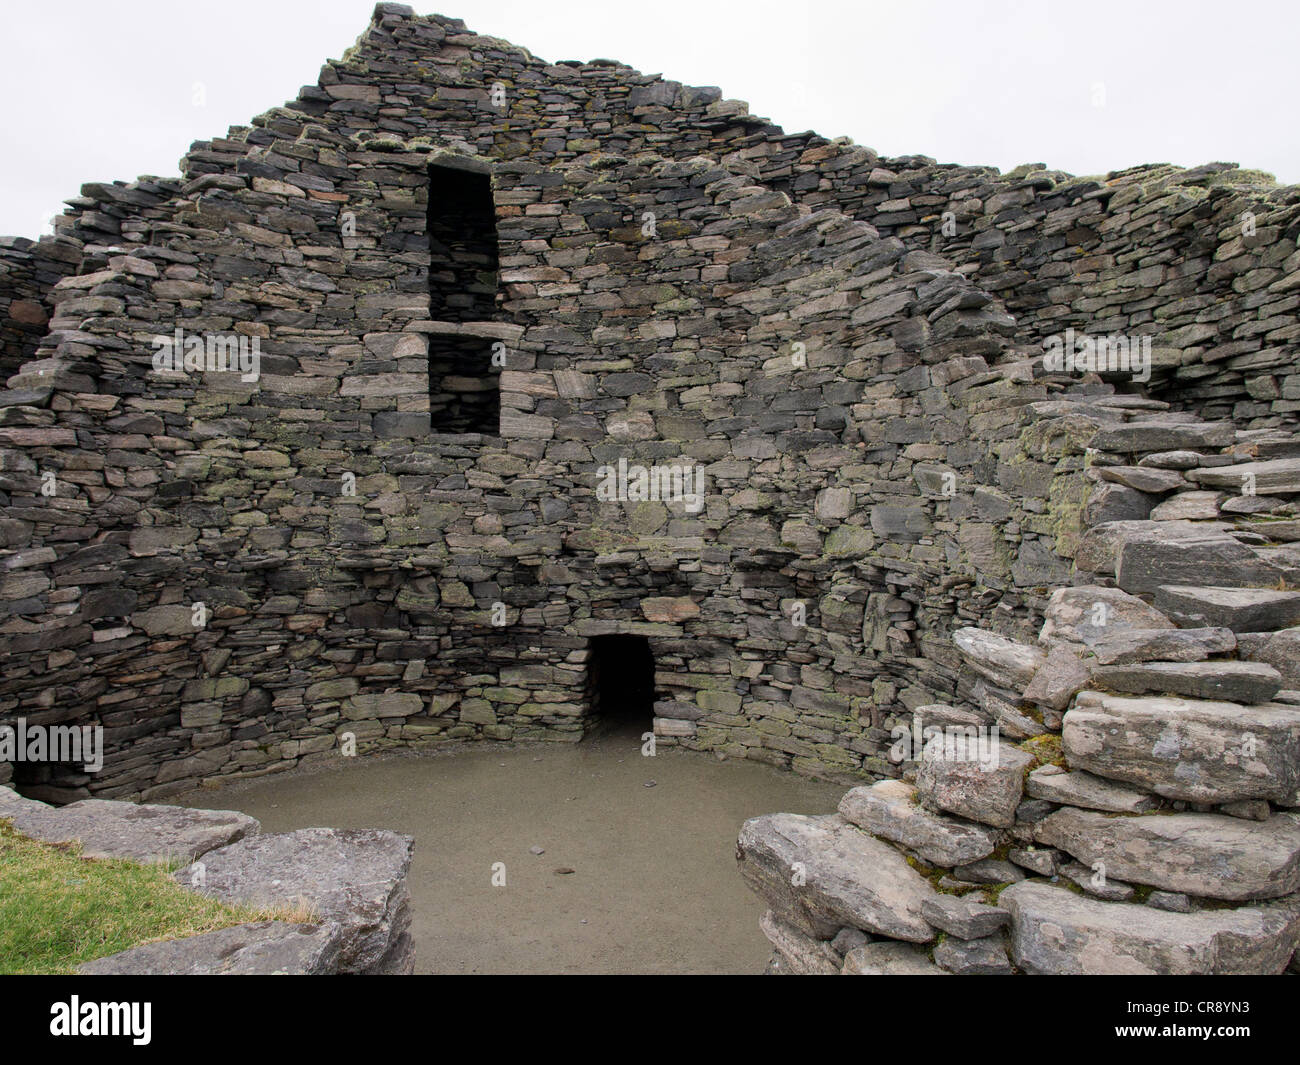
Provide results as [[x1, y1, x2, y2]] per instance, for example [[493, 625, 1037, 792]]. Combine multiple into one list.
[[174, 828, 415, 974], [78, 921, 344, 975], [736, 813, 935, 942], [5, 797, 259, 864], [1001, 880, 1300, 974]]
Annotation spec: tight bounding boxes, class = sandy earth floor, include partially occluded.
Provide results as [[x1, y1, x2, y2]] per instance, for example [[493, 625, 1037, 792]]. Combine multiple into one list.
[[174, 722, 845, 974]]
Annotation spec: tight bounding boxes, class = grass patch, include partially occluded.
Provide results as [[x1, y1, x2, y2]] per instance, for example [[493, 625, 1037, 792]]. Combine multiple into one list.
[[0, 819, 313, 974]]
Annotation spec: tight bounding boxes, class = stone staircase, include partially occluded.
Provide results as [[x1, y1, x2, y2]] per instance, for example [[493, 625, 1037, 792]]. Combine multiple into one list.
[[738, 397, 1300, 974]]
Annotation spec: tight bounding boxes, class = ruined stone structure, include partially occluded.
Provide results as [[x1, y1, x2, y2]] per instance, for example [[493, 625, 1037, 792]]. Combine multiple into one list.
[[2, 2, 1300, 976]]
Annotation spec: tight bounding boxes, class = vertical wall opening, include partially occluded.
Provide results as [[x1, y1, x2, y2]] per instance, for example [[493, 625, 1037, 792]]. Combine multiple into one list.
[[426, 163, 500, 434], [587, 635, 656, 732]]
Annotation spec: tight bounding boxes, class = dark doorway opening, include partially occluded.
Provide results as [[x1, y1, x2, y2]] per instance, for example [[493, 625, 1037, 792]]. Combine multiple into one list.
[[587, 635, 656, 733], [426, 164, 500, 434]]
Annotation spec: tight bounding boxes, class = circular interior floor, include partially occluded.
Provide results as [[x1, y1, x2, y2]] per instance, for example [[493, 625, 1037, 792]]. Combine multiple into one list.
[[174, 722, 845, 974]]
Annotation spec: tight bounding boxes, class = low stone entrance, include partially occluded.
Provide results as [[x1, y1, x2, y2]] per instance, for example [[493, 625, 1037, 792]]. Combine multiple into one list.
[[585, 635, 656, 733]]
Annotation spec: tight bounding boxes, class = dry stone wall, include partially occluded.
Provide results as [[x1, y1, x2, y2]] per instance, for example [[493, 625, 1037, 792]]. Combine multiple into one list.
[[0, 0, 1296, 885], [739, 398, 1300, 974]]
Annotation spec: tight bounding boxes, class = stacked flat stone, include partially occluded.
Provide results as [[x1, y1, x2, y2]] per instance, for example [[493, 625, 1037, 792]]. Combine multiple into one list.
[[740, 411, 1300, 973]]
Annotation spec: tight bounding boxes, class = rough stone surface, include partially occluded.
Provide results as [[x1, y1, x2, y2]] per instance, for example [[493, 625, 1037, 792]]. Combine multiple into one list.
[[1036, 808, 1300, 901], [841, 941, 947, 975], [736, 813, 935, 942], [920, 893, 1009, 939], [1062, 691, 1300, 803], [1024, 765, 1158, 813], [78, 920, 344, 975], [916, 745, 1033, 828], [1001, 880, 1300, 975], [173, 828, 415, 974], [1093, 660, 1283, 704], [838, 780, 997, 867], [1154, 585, 1300, 633], [1090, 626, 1236, 665], [7, 798, 259, 864]]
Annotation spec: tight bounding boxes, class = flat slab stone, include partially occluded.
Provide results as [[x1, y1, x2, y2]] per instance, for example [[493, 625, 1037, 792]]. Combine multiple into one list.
[[838, 780, 998, 867], [8, 799, 259, 864], [1036, 807, 1300, 901], [1025, 764, 1158, 813], [934, 934, 1014, 974], [1149, 491, 1224, 521], [1191, 457, 1300, 495], [952, 627, 1045, 689], [920, 893, 1009, 939], [842, 941, 948, 975], [758, 910, 840, 975], [1076, 519, 1235, 577], [1154, 585, 1300, 633], [736, 813, 936, 942], [1001, 880, 1300, 974], [916, 744, 1033, 829], [1117, 533, 1288, 595], [1093, 660, 1282, 704], [1090, 626, 1236, 665], [1063, 690, 1300, 803], [0, 785, 50, 819], [1038, 585, 1173, 650], [1096, 465, 1186, 494], [173, 827, 415, 974], [78, 920, 343, 975], [1089, 420, 1235, 453]]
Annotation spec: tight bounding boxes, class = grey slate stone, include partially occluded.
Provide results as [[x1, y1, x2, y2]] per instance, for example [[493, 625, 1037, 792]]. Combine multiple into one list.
[[78, 920, 344, 975], [8, 798, 259, 864], [173, 827, 415, 974]]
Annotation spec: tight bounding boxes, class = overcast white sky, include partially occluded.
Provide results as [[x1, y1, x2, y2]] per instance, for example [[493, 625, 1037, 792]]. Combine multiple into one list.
[[1, 0, 1297, 238]]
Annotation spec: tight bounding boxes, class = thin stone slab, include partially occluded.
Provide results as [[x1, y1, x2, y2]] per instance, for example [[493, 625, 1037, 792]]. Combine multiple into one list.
[[1117, 533, 1289, 595], [8, 799, 259, 864], [841, 941, 948, 975], [1093, 660, 1282, 704], [837, 780, 998, 867], [951, 627, 1044, 689], [1089, 420, 1235, 453], [1001, 880, 1300, 975], [1090, 626, 1236, 665], [920, 893, 1009, 939], [1036, 808, 1300, 901], [173, 828, 415, 974], [1191, 457, 1300, 495], [736, 813, 936, 942], [1038, 585, 1173, 649], [1095, 465, 1186, 494], [1063, 691, 1300, 803], [78, 920, 343, 975], [1154, 585, 1300, 633], [1025, 765, 1157, 813]]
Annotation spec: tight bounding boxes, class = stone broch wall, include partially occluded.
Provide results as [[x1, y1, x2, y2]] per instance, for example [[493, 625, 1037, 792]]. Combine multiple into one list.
[[0, 4, 1298, 974]]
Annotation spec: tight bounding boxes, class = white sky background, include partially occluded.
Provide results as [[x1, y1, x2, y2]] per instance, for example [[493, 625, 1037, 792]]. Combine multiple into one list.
[[1, 0, 1297, 238]]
